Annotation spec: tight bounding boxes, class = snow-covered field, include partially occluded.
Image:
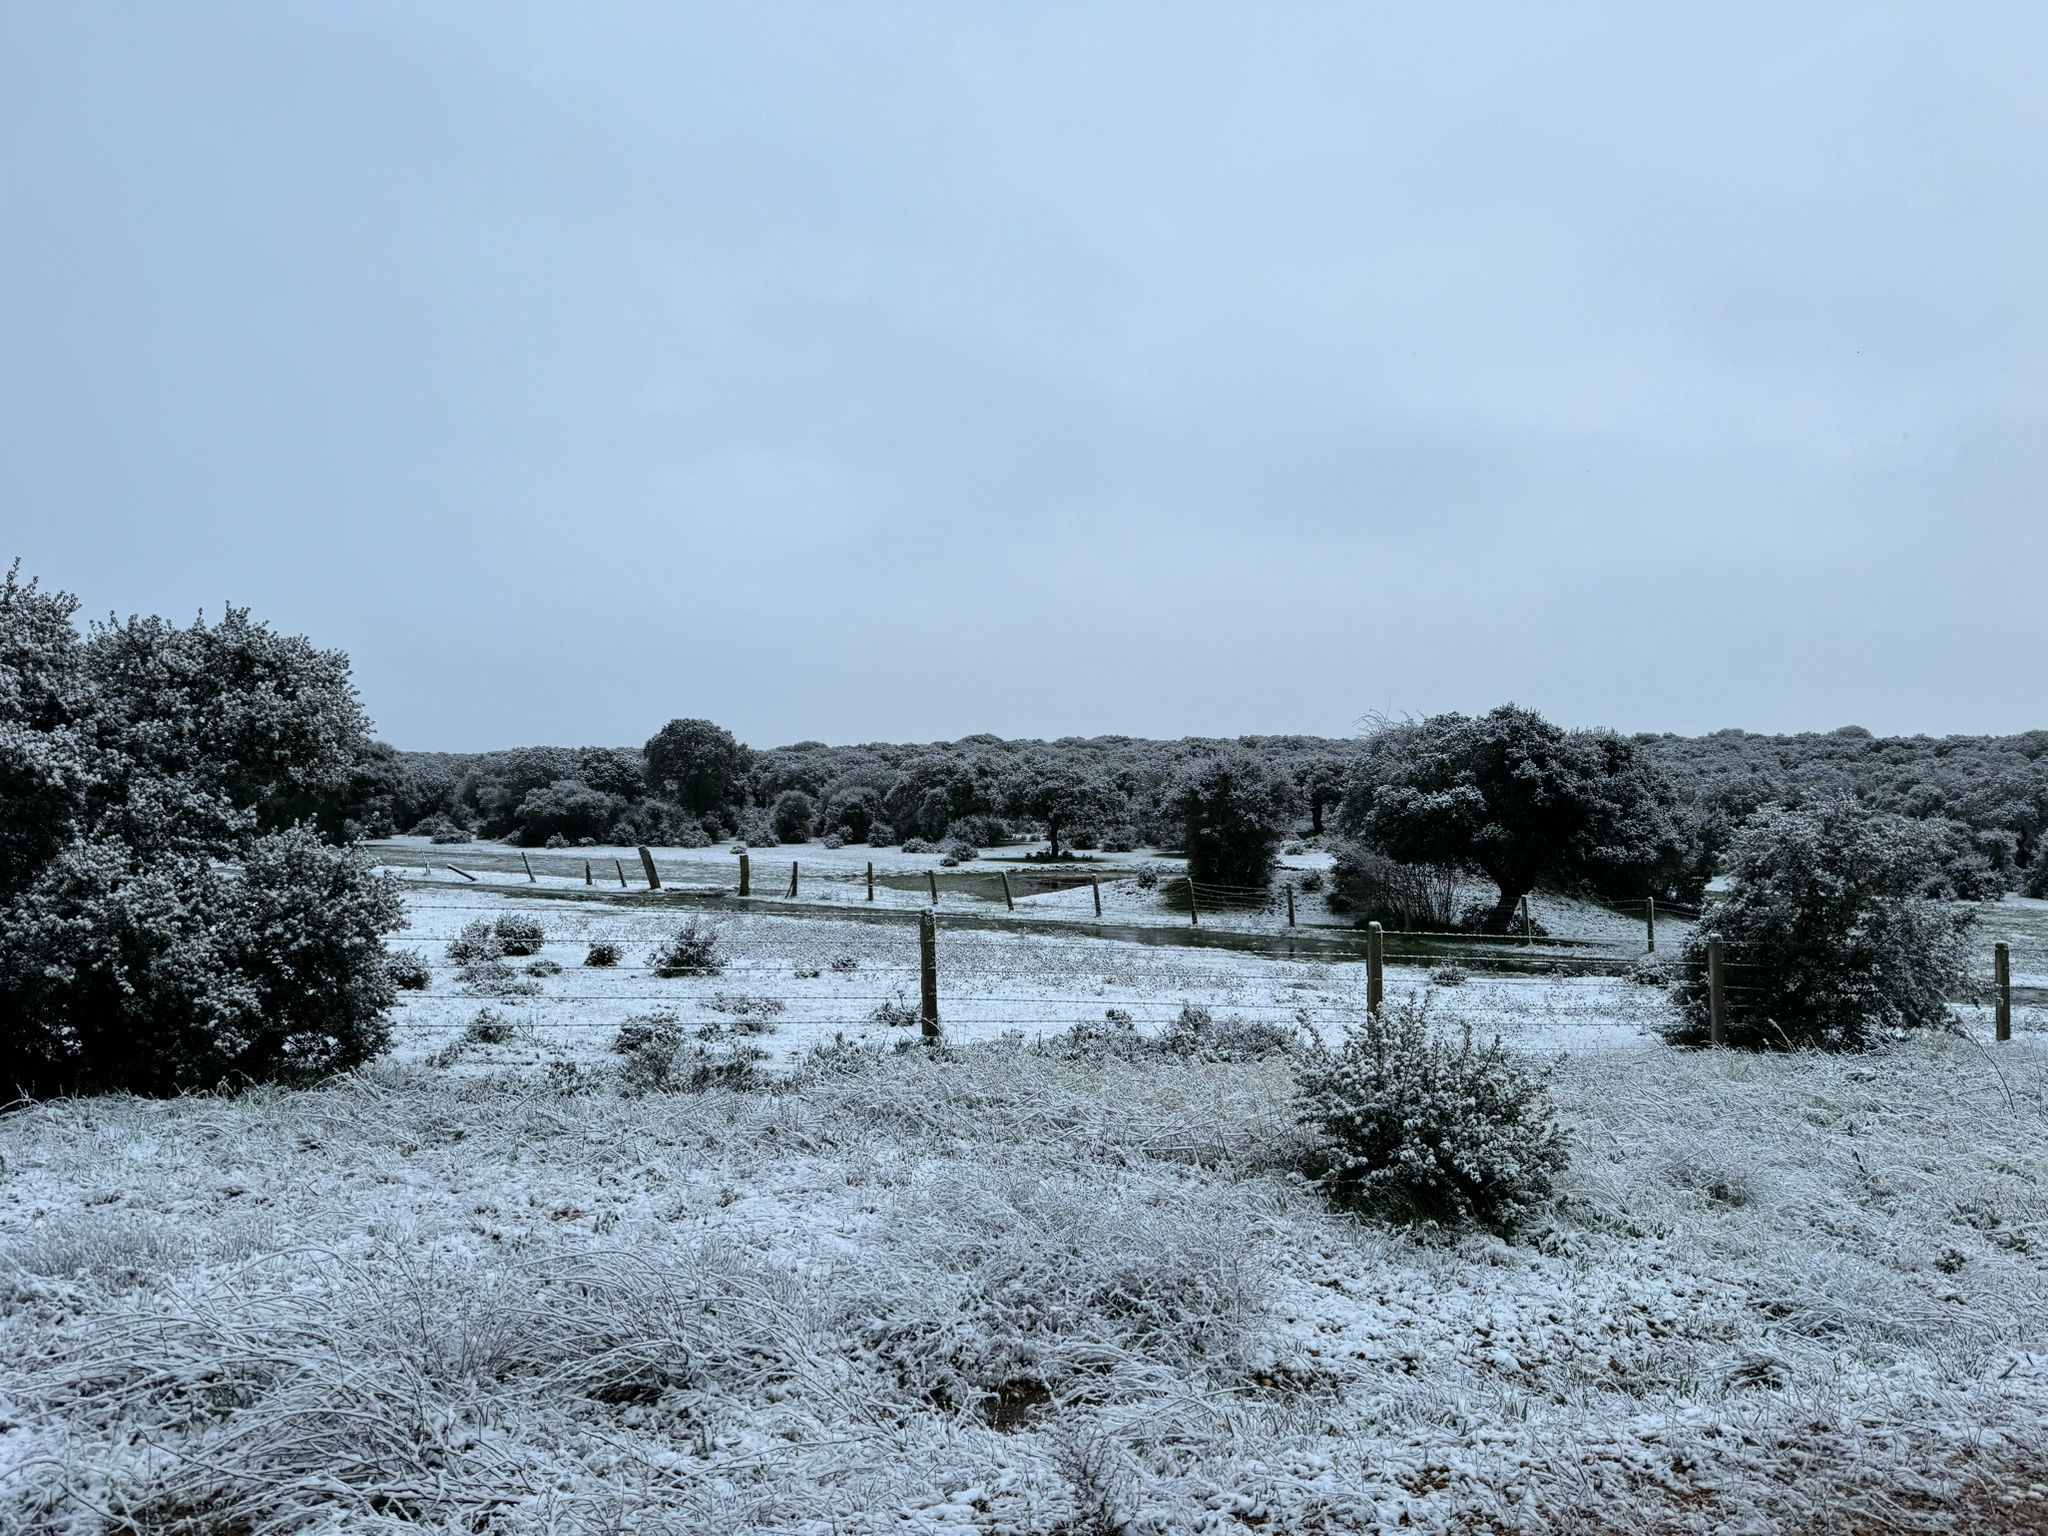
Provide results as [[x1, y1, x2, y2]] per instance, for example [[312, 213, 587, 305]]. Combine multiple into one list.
[[4, 887, 2046, 1534]]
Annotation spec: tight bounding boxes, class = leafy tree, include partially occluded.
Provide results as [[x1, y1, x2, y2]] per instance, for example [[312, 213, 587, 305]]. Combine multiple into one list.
[[1344, 705, 1684, 931], [771, 788, 816, 842], [1008, 757, 1117, 858], [514, 779, 621, 845], [644, 718, 752, 818], [1668, 800, 1971, 1050], [1294, 754, 1350, 837], [1165, 748, 1297, 887], [0, 567, 402, 1097]]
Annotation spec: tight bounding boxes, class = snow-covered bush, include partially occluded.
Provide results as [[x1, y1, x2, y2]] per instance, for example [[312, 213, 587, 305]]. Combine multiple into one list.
[[584, 939, 622, 968], [1428, 962, 1468, 987], [446, 920, 501, 964], [1160, 1002, 1298, 1060], [612, 1010, 762, 1093], [822, 831, 846, 850], [1667, 799, 1972, 1050], [463, 1008, 515, 1044], [411, 813, 471, 844], [901, 838, 936, 854], [1326, 840, 1459, 930], [386, 949, 431, 990], [938, 836, 976, 866], [771, 789, 816, 843], [492, 913, 544, 956], [1297, 868, 1325, 894], [0, 827, 402, 1096], [1294, 997, 1567, 1227], [649, 916, 725, 978], [526, 958, 562, 978]]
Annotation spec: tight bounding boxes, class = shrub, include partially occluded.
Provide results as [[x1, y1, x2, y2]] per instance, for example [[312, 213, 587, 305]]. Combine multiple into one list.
[[706, 992, 785, 1031], [830, 954, 860, 974], [946, 815, 1006, 847], [1428, 962, 1468, 987], [868, 822, 896, 847], [650, 916, 725, 978], [386, 950, 431, 991], [457, 955, 541, 998], [1294, 997, 1567, 1227], [412, 813, 472, 844], [1099, 827, 1138, 853], [526, 958, 562, 977], [1326, 841, 1460, 930], [613, 1011, 763, 1093], [1297, 869, 1325, 895], [793, 963, 822, 980], [902, 838, 936, 854], [1133, 864, 1161, 891], [0, 829, 404, 1096], [1667, 799, 1973, 1050], [822, 831, 846, 850], [446, 919, 502, 964], [1159, 1002, 1298, 1061], [771, 789, 816, 843], [463, 1009, 515, 1044], [493, 913, 545, 956], [870, 995, 921, 1028], [584, 940, 622, 968], [544, 833, 568, 849], [939, 836, 976, 865]]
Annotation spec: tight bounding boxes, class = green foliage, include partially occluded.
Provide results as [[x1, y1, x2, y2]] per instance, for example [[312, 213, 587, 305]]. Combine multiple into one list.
[[1165, 748, 1297, 888], [0, 828, 401, 1096], [1294, 997, 1567, 1227], [514, 779, 622, 846], [771, 789, 816, 842], [1668, 799, 1973, 1050], [644, 718, 752, 818], [1344, 705, 1690, 931]]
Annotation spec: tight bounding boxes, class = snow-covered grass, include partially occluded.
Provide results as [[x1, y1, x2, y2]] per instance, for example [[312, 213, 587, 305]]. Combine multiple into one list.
[[7, 984, 2048, 1533]]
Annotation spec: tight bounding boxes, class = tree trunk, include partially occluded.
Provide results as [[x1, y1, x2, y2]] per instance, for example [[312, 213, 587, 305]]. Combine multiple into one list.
[[1047, 817, 1062, 859], [1310, 798, 1324, 836], [1483, 886, 1527, 934]]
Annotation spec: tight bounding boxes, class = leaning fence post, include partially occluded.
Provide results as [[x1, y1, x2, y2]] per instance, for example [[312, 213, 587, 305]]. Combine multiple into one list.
[[1000, 871, 1014, 911], [919, 910, 941, 1040], [614, 858, 628, 889], [867, 861, 875, 902], [1286, 884, 1297, 927], [738, 852, 751, 897], [446, 864, 477, 882], [1995, 941, 2012, 1043], [1367, 921, 1384, 1014], [1090, 876, 1102, 917], [637, 846, 660, 890], [927, 869, 938, 906], [1707, 938, 1726, 1047], [1646, 896, 1656, 954], [521, 851, 536, 883], [788, 860, 799, 899], [1188, 878, 1201, 927]]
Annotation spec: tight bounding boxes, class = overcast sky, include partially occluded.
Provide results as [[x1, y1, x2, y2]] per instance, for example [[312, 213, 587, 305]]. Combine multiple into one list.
[[4, 4, 2042, 750]]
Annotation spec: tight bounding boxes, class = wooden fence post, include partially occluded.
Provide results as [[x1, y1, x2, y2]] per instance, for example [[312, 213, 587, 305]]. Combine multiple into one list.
[[738, 852, 751, 897], [788, 860, 799, 899], [919, 910, 941, 1040], [446, 864, 476, 882], [614, 858, 628, 889], [1995, 941, 2012, 1043], [1188, 878, 1200, 927], [637, 846, 660, 890], [1285, 884, 1297, 928], [1519, 894, 1531, 944], [1090, 876, 1102, 917], [1000, 871, 1014, 911], [927, 869, 938, 906], [1646, 896, 1656, 954], [867, 861, 875, 902], [1707, 938, 1726, 1047], [521, 851, 536, 883], [1367, 921, 1384, 1014], [584, 861, 592, 887]]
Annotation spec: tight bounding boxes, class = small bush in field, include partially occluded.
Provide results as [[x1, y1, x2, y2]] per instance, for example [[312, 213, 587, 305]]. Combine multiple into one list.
[[1429, 962, 1468, 987], [458, 955, 541, 998], [493, 913, 545, 956], [1133, 865, 1161, 891], [793, 962, 822, 979], [822, 831, 846, 850], [870, 995, 920, 1028], [613, 1010, 763, 1093], [544, 833, 568, 849], [1160, 1002, 1298, 1060], [902, 838, 936, 854], [463, 1009, 516, 1044], [526, 958, 562, 977], [386, 950, 431, 991], [938, 836, 977, 865], [446, 920, 502, 964], [830, 954, 859, 974], [1294, 997, 1566, 1228], [584, 940, 622, 968], [1297, 869, 1325, 895], [650, 916, 725, 978]]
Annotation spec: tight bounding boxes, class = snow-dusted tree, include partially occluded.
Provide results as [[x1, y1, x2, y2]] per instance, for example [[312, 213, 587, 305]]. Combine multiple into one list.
[[771, 788, 816, 842], [643, 717, 752, 818], [1164, 748, 1297, 888], [1007, 757, 1116, 859], [0, 567, 402, 1097], [1343, 705, 1686, 932], [1668, 799, 1972, 1050]]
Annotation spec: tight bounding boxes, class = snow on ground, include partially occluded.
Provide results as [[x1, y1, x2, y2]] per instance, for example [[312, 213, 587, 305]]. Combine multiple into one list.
[[6, 885, 2045, 1534], [379, 886, 1673, 1071]]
